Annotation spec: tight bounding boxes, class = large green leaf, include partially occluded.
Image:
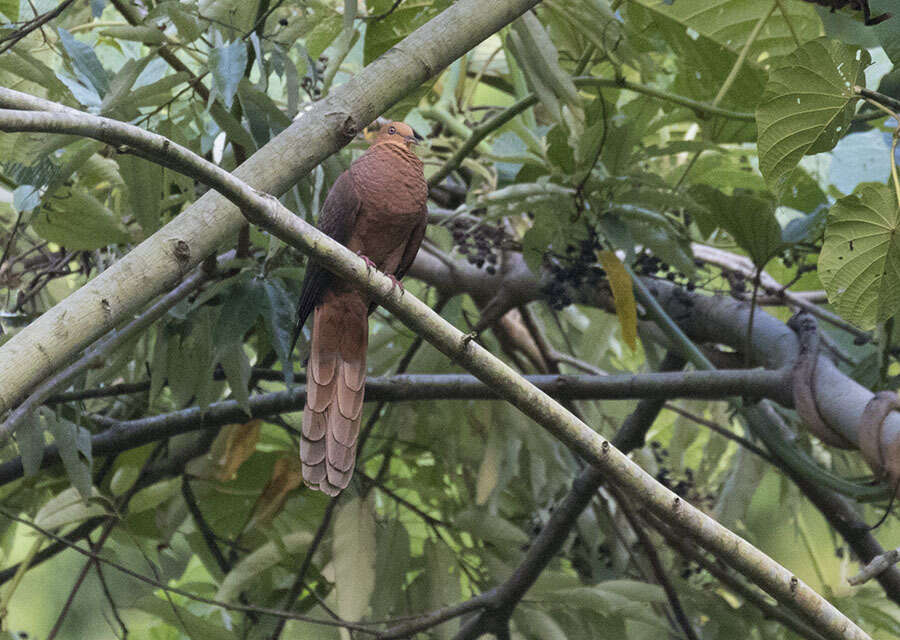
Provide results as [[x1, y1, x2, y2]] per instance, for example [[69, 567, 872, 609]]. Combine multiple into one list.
[[819, 182, 900, 329], [631, 0, 821, 60], [627, 2, 766, 142], [871, 0, 900, 63], [0, 0, 17, 21], [363, 0, 451, 65], [756, 38, 870, 198], [33, 187, 131, 249]]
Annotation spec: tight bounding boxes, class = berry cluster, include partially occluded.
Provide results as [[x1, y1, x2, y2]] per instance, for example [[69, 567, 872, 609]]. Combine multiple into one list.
[[633, 253, 696, 292], [449, 218, 504, 275], [301, 55, 329, 98], [543, 231, 607, 310], [649, 441, 712, 509]]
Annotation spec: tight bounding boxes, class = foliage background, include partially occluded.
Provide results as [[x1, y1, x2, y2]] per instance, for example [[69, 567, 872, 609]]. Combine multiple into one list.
[[1, 0, 900, 639]]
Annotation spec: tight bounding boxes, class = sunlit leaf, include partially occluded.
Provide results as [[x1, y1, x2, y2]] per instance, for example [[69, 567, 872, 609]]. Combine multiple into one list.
[[819, 182, 900, 329], [757, 38, 870, 197]]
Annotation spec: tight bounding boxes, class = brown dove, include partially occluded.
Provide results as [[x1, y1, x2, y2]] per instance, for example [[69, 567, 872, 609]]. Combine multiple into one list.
[[293, 121, 427, 495]]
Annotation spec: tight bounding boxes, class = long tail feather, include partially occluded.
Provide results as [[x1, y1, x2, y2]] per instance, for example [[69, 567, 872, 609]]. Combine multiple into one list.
[[300, 291, 367, 495]]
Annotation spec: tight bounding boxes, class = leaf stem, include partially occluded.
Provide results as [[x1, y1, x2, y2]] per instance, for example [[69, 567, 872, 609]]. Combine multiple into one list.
[[713, 2, 776, 107], [773, 0, 802, 48]]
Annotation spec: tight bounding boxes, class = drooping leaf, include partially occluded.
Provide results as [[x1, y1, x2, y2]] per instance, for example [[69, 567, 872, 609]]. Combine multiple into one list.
[[260, 279, 297, 384], [757, 39, 870, 197], [17, 412, 45, 477], [219, 346, 252, 413], [598, 251, 637, 351], [209, 39, 248, 109], [116, 154, 162, 234], [819, 182, 900, 329], [333, 495, 377, 623], [57, 28, 109, 98], [426, 538, 460, 639], [372, 518, 410, 616], [211, 420, 261, 482], [246, 455, 303, 529], [476, 428, 502, 504], [42, 409, 93, 499]]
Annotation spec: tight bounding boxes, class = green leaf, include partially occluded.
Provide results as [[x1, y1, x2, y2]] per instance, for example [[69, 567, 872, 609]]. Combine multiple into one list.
[[116, 154, 162, 234], [454, 507, 529, 546], [209, 40, 248, 109], [34, 187, 130, 249], [513, 606, 568, 640], [631, 0, 821, 60], [57, 28, 109, 97], [260, 280, 297, 385], [871, 0, 900, 63], [99, 25, 167, 44], [168, 308, 216, 408], [34, 487, 107, 531], [363, 0, 450, 65], [546, 124, 574, 175], [306, 12, 343, 60], [690, 185, 783, 267], [819, 183, 900, 329], [215, 531, 312, 602], [0, 0, 18, 21], [219, 346, 251, 414], [426, 538, 460, 639], [373, 519, 410, 616], [214, 279, 265, 346], [333, 496, 377, 622], [41, 409, 93, 500], [129, 595, 238, 640], [17, 412, 45, 477], [627, 2, 766, 142], [756, 38, 870, 198]]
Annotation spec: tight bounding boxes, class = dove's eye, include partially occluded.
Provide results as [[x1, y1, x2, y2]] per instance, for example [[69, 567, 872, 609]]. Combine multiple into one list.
[[388, 126, 396, 135]]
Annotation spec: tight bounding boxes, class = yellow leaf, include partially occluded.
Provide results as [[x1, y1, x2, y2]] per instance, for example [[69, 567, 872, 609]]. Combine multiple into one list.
[[211, 419, 262, 481], [598, 251, 637, 351], [245, 455, 303, 530]]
